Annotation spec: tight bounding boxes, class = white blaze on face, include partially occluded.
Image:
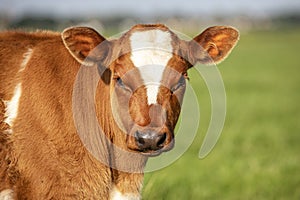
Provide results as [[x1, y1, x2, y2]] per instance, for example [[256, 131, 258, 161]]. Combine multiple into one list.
[[130, 30, 173, 105]]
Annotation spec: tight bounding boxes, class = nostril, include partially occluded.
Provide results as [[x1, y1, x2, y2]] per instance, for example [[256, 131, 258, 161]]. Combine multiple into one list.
[[157, 133, 167, 147], [135, 131, 145, 146], [137, 137, 145, 145]]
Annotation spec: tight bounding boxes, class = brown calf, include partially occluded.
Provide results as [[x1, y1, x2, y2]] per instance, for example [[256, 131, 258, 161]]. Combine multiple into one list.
[[0, 24, 239, 199]]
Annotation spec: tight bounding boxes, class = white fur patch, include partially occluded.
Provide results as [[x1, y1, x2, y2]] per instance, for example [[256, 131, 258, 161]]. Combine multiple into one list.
[[0, 189, 14, 200], [3, 49, 30, 130], [110, 186, 140, 200], [130, 30, 173, 105], [4, 83, 22, 128], [19, 48, 33, 72]]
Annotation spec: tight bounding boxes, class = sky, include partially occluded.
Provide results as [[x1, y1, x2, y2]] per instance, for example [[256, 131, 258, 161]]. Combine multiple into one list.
[[1, 0, 300, 19]]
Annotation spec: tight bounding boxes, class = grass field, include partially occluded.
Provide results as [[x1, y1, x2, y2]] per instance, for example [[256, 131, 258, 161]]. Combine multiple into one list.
[[142, 27, 300, 199]]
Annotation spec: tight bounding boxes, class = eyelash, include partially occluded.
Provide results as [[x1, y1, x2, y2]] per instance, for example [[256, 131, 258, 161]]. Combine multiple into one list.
[[114, 76, 132, 92], [171, 75, 186, 93]]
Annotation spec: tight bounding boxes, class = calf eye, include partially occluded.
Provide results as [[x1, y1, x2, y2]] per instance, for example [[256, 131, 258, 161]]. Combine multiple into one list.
[[171, 76, 186, 92], [116, 77, 124, 86], [115, 77, 132, 92]]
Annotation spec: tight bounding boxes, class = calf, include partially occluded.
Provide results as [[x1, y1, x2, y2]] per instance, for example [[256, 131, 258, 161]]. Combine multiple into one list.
[[0, 24, 239, 199]]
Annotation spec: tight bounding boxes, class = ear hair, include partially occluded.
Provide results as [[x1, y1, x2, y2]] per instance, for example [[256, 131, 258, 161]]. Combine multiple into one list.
[[189, 26, 239, 65], [61, 26, 109, 66]]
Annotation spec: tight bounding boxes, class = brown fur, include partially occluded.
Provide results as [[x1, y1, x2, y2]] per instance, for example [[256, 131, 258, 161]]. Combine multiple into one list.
[[0, 31, 113, 199], [0, 98, 12, 191]]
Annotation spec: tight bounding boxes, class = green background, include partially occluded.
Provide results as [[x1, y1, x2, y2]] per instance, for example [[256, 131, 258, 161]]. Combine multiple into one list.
[[143, 28, 300, 200]]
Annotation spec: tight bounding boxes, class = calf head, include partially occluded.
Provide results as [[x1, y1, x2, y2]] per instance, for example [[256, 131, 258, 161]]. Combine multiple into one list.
[[62, 24, 239, 156]]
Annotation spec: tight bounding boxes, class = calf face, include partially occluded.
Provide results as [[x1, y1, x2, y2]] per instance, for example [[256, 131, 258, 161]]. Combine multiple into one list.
[[62, 24, 239, 156]]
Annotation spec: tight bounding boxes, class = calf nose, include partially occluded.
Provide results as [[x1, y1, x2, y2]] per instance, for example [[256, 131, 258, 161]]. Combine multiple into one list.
[[135, 130, 167, 151]]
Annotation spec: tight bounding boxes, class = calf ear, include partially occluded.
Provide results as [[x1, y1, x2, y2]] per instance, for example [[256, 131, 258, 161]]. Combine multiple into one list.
[[189, 26, 239, 65], [62, 27, 108, 66]]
